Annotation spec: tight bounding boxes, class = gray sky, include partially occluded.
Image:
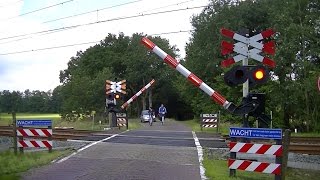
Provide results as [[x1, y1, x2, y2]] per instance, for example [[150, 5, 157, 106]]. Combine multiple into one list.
[[0, 0, 209, 92]]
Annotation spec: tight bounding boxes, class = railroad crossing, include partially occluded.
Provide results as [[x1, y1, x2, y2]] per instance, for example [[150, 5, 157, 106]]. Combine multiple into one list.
[[21, 120, 225, 180]]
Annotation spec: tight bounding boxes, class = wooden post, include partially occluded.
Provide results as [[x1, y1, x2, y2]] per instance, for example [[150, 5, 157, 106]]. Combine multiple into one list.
[[275, 139, 282, 180], [12, 112, 17, 155], [126, 113, 128, 130], [217, 111, 220, 133], [48, 125, 52, 153], [229, 137, 236, 177], [281, 129, 291, 180], [200, 114, 203, 131], [19, 125, 24, 154]]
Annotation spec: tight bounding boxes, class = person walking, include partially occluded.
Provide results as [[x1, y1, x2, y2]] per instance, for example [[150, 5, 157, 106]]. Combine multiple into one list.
[[158, 104, 167, 125], [148, 107, 154, 126]]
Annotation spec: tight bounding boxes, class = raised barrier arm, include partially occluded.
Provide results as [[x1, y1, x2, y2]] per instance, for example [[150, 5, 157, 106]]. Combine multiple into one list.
[[121, 79, 155, 109], [141, 37, 254, 115]]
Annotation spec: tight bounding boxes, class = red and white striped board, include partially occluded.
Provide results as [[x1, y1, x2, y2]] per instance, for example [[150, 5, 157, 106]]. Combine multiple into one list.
[[229, 142, 282, 156], [202, 119, 217, 123], [18, 140, 52, 148], [121, 79, 155, 109], [202, 124, 217, 128], [228, 159, 281, 175], [17, 128, 52, 137], [141, 37, 234, 111], [117, 118, 127, 127]]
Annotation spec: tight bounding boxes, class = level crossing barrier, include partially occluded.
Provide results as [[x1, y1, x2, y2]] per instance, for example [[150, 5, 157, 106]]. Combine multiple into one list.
[[16, 120, 52, 153], [116, 113, 128, 129], [200, 113, 220, 132]]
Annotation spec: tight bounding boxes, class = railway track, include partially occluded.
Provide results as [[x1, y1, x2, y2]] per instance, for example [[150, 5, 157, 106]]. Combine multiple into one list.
[[1, 126, 320, 154], [0, 125, 100, 140]]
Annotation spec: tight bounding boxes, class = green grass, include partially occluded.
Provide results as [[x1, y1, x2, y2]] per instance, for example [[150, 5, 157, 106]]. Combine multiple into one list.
[[0, 149, 72, 179], [203, 158, 273, 180], [0, 113, 142, 131], [203, 157, 320, 180], [180, 119, 238, 135]]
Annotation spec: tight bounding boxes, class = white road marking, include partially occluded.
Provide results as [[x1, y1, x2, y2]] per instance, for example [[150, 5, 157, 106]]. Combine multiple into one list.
[[192, 131, 208, 180], [56, 130, 127, 163]]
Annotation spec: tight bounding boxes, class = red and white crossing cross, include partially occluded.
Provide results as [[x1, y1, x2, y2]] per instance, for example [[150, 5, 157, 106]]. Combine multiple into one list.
[[220, 28, 276, 68], [141, 37, 235, 111], [106, 80, 126, 94], [121, 79, 155, 109]]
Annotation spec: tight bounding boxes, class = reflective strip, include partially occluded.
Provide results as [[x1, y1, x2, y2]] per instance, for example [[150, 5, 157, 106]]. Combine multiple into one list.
[[228, 159, 281, 175], [164, 55, 179, 68], [153, 46, 167, 59], [17, 129, 52, 137], [176, 64, 191, 78], [188, 73, 203, 87], [18, 140, 52, 148], [141, 37, 155, 49], [199, 83, 214, 96]]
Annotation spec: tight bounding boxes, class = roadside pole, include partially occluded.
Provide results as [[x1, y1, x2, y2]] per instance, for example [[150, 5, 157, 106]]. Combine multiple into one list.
[[12, 112, 17, 155]]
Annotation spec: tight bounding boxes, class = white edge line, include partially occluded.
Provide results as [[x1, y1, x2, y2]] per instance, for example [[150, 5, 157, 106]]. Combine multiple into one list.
[[56, 130, 128, 163], [192, 131, 208, 180]]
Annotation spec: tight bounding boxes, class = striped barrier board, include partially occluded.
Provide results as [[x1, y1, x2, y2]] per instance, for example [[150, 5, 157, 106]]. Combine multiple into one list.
[[200, 113, 219, 131], [228, 127, 284, 178], [229, 142, 282, 156], [16, 119, 53, 153], [228, 159, 281, 175], [116, 113, 128, 129], [17, 128, 52, 137], [18, 140, 52, 148]]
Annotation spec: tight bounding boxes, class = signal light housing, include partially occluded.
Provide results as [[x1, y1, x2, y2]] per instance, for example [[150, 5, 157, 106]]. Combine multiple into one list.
[[224, 65, 269, 87], [249, 66, 269, 86], [224, 65, 248, 87]]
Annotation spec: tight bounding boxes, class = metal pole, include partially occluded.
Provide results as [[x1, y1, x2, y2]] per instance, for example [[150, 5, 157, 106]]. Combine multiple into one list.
[[12, 112, 17, 155]]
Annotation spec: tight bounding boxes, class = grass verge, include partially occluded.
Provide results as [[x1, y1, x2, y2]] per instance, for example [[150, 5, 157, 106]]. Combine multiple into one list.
[[0, 149, 73, 179]]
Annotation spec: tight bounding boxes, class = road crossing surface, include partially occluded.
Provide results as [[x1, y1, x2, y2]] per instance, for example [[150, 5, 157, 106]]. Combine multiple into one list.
[[22, 120, 225, 180]]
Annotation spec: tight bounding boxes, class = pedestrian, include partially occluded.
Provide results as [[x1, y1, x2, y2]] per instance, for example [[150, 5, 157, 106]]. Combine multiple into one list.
[[158, 104, 167, 125], [148, 107, 154, 126]]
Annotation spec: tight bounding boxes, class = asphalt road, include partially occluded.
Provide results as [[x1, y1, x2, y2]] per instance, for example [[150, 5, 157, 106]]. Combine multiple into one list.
[[22, 120, 225, 180]]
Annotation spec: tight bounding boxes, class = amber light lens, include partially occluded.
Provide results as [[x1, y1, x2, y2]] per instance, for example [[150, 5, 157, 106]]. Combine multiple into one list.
[[254, 69, 265, 80]]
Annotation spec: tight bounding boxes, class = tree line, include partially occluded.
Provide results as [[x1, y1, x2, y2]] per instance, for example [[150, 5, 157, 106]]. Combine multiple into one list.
[[0, 90, 59, 113], [1, 0, 319, 132]]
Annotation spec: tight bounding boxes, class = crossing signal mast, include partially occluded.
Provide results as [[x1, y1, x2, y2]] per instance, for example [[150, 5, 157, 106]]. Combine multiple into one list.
[[106, 79, 126, 127], [220, 28, 276, 128]]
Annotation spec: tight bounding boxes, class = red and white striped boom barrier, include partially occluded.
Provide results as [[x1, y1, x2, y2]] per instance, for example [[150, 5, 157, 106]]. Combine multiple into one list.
[[121, 79, 155, 109], [141, 37, 252, 115]]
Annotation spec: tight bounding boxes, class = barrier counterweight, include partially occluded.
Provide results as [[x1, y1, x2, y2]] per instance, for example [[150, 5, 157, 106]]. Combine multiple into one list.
[[141, 37, 235, 111]]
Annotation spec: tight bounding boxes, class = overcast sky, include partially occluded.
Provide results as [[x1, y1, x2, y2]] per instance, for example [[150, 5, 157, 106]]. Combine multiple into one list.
[[0, 0, 209, 92]]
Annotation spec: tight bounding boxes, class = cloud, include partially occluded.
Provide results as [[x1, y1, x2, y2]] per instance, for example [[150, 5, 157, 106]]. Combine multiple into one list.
[[0, 0, 208, 91]]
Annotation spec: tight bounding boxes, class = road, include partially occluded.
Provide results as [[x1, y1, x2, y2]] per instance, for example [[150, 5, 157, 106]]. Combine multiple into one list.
[[22, 120, 225, 180]]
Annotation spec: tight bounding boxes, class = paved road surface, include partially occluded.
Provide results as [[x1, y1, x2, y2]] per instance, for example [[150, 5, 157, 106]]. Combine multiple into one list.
[[22, 120, 216, 180]]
